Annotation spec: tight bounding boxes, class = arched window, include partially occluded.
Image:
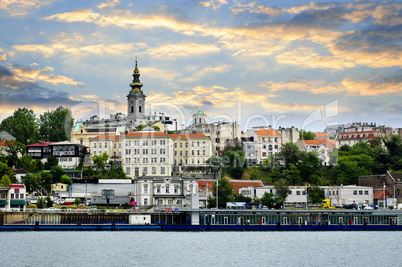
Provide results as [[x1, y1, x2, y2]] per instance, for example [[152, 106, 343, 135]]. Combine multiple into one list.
[[194, 118, 197, 124], [139, 106, 142, 113], [199, 118, 201, 123], [131, 106, 134, 113]]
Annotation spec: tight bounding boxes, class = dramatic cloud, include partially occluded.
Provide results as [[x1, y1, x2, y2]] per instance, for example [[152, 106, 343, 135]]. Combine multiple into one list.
[[0, 0, 55, 17], [9, 64, 84, 86], [97, 0, 120, 9], [13, 42, 138, 57], [199, 0, 228, 11], [146, 43, 220, 58], [260, 73, 402, 96]]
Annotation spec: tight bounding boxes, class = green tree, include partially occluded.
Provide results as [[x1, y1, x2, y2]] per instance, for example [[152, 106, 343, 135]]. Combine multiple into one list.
[[3, 140, 25, 168], [92, 152, 109, 171], [298, 151, 321, 182], [299, 130, 315, 140], [209, 178, 234, 208], [38, 106, 74, 142], [0, 108, 38, 145], [40, 172, 52, 193], [22, 173, 38, 193], [60, 174, 72, 185], [36, 198, 45, 209], [249, 172, 257, 180], [0, 161, 17, 183], [232, 193, 252, 205], [269, 167, 283, 183], [307, 186, 325, 204], [0, 175, 12, 187], [260, 192, 283, 209], [44, 155, 59, 170], [45, 196, 53, 208], [18, 155, 40, 172], [282, 164, 301, 185], [279, 143, 302, 167], [274, 178, 289, 207], [74, 198, 82, 208], [50, 165, 64, 183]]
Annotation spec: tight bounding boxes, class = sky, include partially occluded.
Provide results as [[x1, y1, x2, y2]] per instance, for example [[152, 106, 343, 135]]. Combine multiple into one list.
[[0, 0, 401, 132]]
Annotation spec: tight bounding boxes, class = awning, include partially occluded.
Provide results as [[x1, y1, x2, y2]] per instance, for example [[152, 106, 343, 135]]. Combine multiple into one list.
[[10, 200, 26, 205], [0, 200, 6, 205]]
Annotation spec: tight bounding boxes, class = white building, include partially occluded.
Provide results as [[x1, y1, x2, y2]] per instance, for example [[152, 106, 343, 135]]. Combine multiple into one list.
[[121, 126, 174, 178], [0, 184, 27, 212], [170, 133, 213, 176], [295, 139, 336, 166], [238, 185, 374, 207], [133, 176, 197, 209], [336, 131, 385, 148], [185, 108, 241, 154], [246, 127, 281, 164]]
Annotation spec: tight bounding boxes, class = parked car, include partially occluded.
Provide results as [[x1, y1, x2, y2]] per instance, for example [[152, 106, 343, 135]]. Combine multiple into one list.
[[344, 203, 357, 209], [61, 207, 67, 212], [43, 207, 60, 212]]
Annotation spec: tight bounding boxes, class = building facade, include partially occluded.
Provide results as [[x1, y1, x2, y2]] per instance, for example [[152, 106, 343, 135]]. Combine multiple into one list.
[[336, 131, 385, 148], [121, 127, 174, 178], [133, 176, 197, 209], [170, 133, 212, 176], [246, 127, 281, 164]]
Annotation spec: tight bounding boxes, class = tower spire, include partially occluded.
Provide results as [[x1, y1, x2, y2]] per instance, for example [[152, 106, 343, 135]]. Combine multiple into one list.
[[130, 57, 143, 93]]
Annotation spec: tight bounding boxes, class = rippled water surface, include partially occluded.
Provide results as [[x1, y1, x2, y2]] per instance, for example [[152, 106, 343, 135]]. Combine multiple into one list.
[[2, 231, 402, 266]]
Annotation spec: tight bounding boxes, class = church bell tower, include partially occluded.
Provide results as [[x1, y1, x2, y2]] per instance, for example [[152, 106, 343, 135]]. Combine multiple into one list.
[[126, 59, 146, 130]]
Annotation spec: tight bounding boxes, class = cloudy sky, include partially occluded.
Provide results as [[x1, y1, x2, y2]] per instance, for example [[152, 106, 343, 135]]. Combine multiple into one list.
[[0, 0, 401, 131]]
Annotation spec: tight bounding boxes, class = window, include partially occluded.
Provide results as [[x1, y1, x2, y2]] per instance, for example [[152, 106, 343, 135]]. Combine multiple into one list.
[[364, 190, 369, 195], [143, 167, 147, 175], [157, 185, 161, 193], [152, 167, 156, 174], [105, 143, 107, 148], [166, 186, 170, 193], [302, 191, 306, 195], [161, 167, 165, 174], [353, 190, 357, 195], [144, 198, 148, 205], [126, 167, 130, 174], [144, 184, 148, 193], [359, 190, 363, 195], [180, 143, 182, 148], [143, 140, 148, 146], [174, 143, 177, 148], [160, 140, 165, 146], [296, 191, 300, 195], [174, 185, 178, 193], [143, 149, 148, 155], [99, 143, 102, 148], [94, 143, 97, 148], [168, 200, 173, 205], [114, 143, 116, 149]]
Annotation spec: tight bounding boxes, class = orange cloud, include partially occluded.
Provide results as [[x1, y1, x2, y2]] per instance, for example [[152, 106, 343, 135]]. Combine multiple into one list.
[[260, 77, 402, 96], [146, 43, 220, 58]]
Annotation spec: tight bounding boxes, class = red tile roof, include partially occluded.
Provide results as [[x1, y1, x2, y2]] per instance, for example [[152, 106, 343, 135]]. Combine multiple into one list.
[[91, 134, 120, 140], [373, 189, 392, 199], [0, 139, 17, 147], [337, 131, 385, 140], [125, 132, 169, 137], [254, 128, 280, 136], [26, 142, 54, 147], [169, 133, 208, 139], [300, 139, 336, 149], [314, 132, 328, 138]]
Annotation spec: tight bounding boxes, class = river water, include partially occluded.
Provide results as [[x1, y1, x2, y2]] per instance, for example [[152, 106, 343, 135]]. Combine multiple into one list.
[[2, 231, 401, 266]]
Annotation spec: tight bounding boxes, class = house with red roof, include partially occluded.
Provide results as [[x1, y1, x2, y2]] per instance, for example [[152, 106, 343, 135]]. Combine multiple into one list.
[[120, 126, 174, 177], [336, 131, 385, 148], [246, 127, 281, 164], [168, 133, 213, 177], [296, 139, 336, 166]]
